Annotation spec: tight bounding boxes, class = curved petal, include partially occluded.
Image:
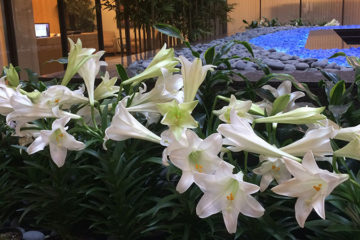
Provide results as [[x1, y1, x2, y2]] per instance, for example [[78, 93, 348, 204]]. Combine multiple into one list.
[[259, 173, 274, 192], [222, 209, 240, 234], [196, 192, 223, 218], [295, 197, 313, 228], [62, 133, 86, 151], [199, 133, 222, 155], [176, 171, 194, 193], [49, 143, 67, 167], [27, 135, 48, 154], [239, 195, 265, 218], [312, 194, 326, 219], [302, 151, 321, 174]]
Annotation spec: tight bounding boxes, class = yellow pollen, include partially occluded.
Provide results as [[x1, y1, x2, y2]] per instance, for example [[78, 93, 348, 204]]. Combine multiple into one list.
[[55, 133, 64, 143], [55, 99, 60, 103], [313, 184, 322, 192], [226, 192, 234, 201], [195, 164, 203, 173], [272, 165, 280, 171], [5, 79, 9, 85]]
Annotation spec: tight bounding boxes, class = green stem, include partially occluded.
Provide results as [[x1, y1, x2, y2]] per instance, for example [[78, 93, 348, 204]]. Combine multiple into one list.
[[226, 149, 236, 168], [244, 151, 248, 174], [207, 95, 220, 135], [90, 105, 99, 130], [332, 156, 340, 173], [116, 84, 124, 102], [338, 157, 356, 180], [79, 118, 101, 138], [266, 123, 273, 144]]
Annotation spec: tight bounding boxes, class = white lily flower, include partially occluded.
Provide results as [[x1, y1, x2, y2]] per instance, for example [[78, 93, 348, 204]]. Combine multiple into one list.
[[160, 129, 188, 166], [0, 76, 16, 115], [122, 44, 179, 87], [37, 85, 88, 109], [334, 137, 360, 160], [217, 111, 300, 161], [78, 51, 106, 106], [157, 100, 198, 140], [253, 156, 291, 192], [194, 162, 264, 233], [168, 130, 224, 193], [104, 102, 161, 148], [258, 81, 305, 114], [126, 68, 184, 114], [178, 56, 215, 102], [61, 38, 96, 86], [280, 127, 333, 157], [6, 91, 80, 130], [254, 107, 326, 124], [271, 151, 349, 228], [213, 95, 253, 123], [333, 124, 360, 142], [27, 117, 86, 167], [94, 71, 119, 101]]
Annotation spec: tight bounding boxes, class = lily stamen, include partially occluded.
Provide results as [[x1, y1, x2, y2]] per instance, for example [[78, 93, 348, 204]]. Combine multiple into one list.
[[226, 192, 234, 201], [195, 164, 203, 173], [313, 184, 322, 192]]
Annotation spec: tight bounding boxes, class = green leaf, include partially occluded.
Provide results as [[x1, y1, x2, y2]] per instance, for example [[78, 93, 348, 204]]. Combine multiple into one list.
[[329, 52, 346, 59], [184, 41, 200, 58], [116, 64, 129, 82], [234, 40, 254, 58], [153, 23, 184, 41], [320, 69, 341, 83], [204, 46, 215, 64], [347, 56, 360, 69], [330, 80, 345, 105], [271, 94, 290, 115]]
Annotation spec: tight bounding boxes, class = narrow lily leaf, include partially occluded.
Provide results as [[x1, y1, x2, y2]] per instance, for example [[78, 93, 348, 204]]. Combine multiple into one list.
[[116, 64, 129, 82], [329, 80, 345, 105], [329, 52, 346, 59], [153, 23, 184, 41], [271, 94, 290, 116], [204, 46, 215, 65], [234, 40, 254, 58], [184, 41, 200, 58], [347, 56, 360, 69]]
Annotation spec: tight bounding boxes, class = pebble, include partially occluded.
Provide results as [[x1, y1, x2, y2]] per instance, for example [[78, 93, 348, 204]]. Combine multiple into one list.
[[295, 63, 309, 70], [264, 60, 285, 70], [127, 26, 348, 75], [311, 59, 328, 68], [23, 231, 45, 240], [284, 64, 296, 71]]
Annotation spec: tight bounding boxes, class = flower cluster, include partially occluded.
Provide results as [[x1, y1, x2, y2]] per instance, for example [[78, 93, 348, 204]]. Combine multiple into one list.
[[0, 40, 355, 234]]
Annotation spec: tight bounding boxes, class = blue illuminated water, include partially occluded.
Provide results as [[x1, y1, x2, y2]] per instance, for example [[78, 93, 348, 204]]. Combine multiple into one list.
[[250, 25, 360, 66]]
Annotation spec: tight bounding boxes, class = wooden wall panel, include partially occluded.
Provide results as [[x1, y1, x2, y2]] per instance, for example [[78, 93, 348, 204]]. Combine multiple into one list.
[[261, 0, 300, 24], [32, 0, 60, 34], [227, 0, 260, 34], [302, 0, 342, 24], [344, 0, 360, 25], [0, 2, 8, 67]]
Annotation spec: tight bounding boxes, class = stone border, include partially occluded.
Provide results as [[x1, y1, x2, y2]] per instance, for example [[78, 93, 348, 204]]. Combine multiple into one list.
[[127, 26, 354, 77]]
